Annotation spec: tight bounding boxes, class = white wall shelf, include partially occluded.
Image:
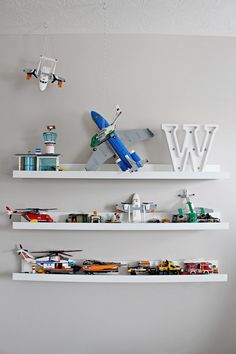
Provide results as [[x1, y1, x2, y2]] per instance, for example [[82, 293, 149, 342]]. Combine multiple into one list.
[[12, 273, 228, 283], [13, 164, 229, 180], [12, 222, 229, 231]]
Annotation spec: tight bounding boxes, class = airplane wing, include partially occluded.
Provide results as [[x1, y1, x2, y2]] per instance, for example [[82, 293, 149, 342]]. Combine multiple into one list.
[[116, 204, 138, 212], [85, 143, 114, 171], [116, 129, 154, 146], [142, 203, 157, 211], [85, 128, 154, 171], [23, 68, 37, 78], [52, 74, 66, 83]]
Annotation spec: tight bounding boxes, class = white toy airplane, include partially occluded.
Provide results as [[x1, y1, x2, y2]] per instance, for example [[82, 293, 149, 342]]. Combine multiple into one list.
[[116, 193, 157, 222], [23, 55, 65, 91]]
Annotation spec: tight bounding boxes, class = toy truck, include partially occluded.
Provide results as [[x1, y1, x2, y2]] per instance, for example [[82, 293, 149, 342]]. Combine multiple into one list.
[[183, 261, 214, 275], [128, 261, 156, 275], [156, 260, 183, 275]]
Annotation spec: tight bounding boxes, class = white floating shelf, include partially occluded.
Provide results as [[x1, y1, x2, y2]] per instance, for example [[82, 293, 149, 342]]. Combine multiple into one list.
[[13, 164, 229, 180], [12, 273, 228, 283], [12, 222, 229, 231]]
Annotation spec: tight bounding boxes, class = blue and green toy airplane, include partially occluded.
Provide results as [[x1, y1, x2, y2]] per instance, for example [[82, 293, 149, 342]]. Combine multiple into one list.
[[86, 106, 154, 172]]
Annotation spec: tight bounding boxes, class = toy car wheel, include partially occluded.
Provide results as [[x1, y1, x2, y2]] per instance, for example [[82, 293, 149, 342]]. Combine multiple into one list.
[[130, 270, 136, 275], [73, 266, 81, 274]]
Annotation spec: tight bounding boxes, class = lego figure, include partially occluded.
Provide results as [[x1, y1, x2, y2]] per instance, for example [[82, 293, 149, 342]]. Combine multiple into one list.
[[89, 211, 102, 223]]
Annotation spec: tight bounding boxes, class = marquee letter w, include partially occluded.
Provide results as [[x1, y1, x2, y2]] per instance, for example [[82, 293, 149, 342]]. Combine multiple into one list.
[[162, 124, 218, 172]]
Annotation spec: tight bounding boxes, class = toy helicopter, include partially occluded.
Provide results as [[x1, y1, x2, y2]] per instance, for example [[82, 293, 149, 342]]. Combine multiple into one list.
[[116, 193, 157, 222], [23, 55, 65, 91], [17, 244, 82, 274], [172, 189, 219, 223], [6, 206, 56, 222], [86, 106, 154, 172]]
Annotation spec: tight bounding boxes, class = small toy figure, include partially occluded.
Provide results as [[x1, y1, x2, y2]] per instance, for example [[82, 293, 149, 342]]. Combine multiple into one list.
[[86, 106, 154, 172], [116, 193, 157, 223], [23, 55, 65, 91], [82, 260, 121, 274], [6, 206, 56, 222], [66, 214, 89, 223], [161, 217, 171, 223], [89, 211, 102, 223], [106, 213, 121, 223]]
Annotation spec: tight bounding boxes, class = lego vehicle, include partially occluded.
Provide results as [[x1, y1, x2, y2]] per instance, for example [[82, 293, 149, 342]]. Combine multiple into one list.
[[171, 189, 216, 223], [128, 261, 156, 275], [183, 261, 214, 275], [197, 213, 220, 223], [86, 106, 154, 172], [66, 213, 89, 223], [23, 55, 65, 91], [41, 258, 81, 274], [82, 260, 121, 274], [156, 260, 183, 275], [17, 244, 82, 274], [6, 207, 55, 222]]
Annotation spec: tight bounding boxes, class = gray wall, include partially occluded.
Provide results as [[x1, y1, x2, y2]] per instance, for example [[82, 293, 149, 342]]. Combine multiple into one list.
[[0, 34, 235, 354]]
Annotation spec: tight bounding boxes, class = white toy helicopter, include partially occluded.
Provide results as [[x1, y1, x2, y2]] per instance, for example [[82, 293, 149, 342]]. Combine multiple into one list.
[[23, 55, 65, 91]]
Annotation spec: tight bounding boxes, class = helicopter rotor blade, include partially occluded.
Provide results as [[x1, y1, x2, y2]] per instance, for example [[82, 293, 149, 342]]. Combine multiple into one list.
[[31, 249, 82, 254]]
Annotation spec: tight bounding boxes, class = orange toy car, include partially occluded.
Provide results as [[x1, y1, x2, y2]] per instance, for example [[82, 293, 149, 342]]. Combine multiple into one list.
[[82, 260, 121, 274]]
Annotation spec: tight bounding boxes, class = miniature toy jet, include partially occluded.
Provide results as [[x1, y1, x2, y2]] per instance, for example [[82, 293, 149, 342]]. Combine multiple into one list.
[[116, 193, 157, 222], [6, 206, 56, 222], [172, 189, 215, 223], [17, 244, 82, 274], [86, 107, 154, 172], [23, 55, 65, 91]]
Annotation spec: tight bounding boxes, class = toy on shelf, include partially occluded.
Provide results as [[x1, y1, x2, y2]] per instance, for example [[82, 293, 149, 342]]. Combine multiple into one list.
[[172, 189, 220, 223], [86, 106, 154, 172], [6, 206, 56, 222], [128, 261, 156, 275], [183, 261, 218, 275], [116, 193, 157, 222], [89, 211, 102, 223], [81, 260, 121, 274], [17, 244, 82, 274], [128, 259, 219, 276], [66, 213, 89, 223], [16, 125, 60, 171], [156, 260, 183, 275], [106, 213, 121, 223], [7, 189, 222, 225], [16, 247, 221, 277], [23, 55, 65, 91]]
